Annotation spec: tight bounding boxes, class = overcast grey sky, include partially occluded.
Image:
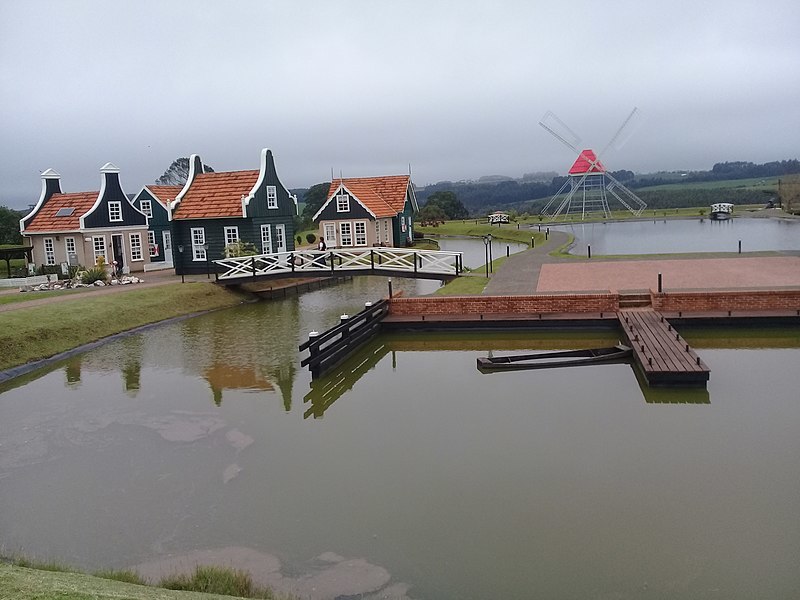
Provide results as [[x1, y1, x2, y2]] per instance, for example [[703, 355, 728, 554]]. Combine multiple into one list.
[[1, 0, 798, 208]]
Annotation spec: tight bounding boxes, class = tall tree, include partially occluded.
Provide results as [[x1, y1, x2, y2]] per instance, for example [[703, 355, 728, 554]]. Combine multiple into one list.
[[425, 191, 469, 220], [156, 157, 215, 185], [0, 205, 24, 245], [299, 182, 331, 228]]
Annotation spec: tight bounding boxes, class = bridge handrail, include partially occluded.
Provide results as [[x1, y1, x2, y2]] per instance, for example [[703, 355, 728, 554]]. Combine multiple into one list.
[[215, 247, 463, 281]]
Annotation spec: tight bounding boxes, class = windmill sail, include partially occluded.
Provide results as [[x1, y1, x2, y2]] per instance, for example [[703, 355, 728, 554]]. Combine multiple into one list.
[[538, 109, 647, 221]]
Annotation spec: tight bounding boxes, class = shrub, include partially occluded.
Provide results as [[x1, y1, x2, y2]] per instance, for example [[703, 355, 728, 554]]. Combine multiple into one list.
[[305, 233, 316, 244], [223, 241, 258, 258], [159, 566, 258, 597], [81, 266, 108, 285], [296, 235, 302, 245]]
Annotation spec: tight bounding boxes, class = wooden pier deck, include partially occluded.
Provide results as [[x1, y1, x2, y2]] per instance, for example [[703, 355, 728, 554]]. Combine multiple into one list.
[[618, 309, 710, 388]]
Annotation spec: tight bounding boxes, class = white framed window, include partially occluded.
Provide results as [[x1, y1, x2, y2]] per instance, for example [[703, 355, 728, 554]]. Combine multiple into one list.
[[130, 233, 143, 261], [375, 221, 380, 244], [260, 224, 272, 253], [140, 199, 152, 218], [266, 185, 278, 209], [44, 237, 56, 265], [108, 201, 122, 222], [93, 235, 106, 263], [191, 227, 206, 261], [275, 224, 286, 252], [224, 226, 239, 246], [354, 221, 367, 246], [384, 220, 389, 241], [339, 222, 353, 246], [148, 231, 158, 257], [336, 194, 350, 213], [324, 223, 336, 247], [400, 215, 407, 232], [65, 237, 76, 257]]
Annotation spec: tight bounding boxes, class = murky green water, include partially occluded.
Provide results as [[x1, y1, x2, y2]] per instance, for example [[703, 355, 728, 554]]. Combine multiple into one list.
[[1, 277, 799, 599]]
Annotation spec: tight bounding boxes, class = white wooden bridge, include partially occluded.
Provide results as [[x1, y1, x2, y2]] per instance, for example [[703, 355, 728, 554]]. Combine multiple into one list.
[[214, 247, 464, 284]]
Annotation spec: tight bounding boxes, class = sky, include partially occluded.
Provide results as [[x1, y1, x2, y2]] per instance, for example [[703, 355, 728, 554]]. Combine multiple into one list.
[[1, 0, 798, 209]]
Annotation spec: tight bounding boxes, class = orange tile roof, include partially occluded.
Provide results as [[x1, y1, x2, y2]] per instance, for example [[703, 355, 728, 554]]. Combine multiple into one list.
[[327, 175, 410, 218], [145, 185, 183, 206], [173, 170, 259, 219], [24, 191, 98, 232]]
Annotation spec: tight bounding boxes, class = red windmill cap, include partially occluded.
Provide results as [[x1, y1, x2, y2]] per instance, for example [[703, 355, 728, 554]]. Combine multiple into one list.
[[569, 149, 605, 174]]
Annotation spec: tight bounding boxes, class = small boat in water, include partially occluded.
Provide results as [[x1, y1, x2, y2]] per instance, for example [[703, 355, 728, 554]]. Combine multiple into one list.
[[476, 344, 632, 372], [710, 203, 733, 220]]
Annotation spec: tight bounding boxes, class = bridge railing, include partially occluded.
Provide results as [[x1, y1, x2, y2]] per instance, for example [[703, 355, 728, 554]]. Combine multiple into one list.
[[215, 247, 463, 281]]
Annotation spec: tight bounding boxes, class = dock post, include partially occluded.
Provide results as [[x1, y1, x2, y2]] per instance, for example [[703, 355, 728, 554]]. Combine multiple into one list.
[[388, 278, 393, 298], [308, 331, 320, 379], [658, 272, 662, 293], [340, 314, 350, 347]]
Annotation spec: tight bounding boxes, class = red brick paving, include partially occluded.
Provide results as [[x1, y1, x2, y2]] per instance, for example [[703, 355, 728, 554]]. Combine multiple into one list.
[[536, 256, 800, 292]]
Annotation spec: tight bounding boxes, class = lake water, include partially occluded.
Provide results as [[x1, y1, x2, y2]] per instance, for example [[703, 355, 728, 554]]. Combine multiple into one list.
[[1, 274, 799, 599], [549, 217, 800, 255], [433, 236, 528, 268]]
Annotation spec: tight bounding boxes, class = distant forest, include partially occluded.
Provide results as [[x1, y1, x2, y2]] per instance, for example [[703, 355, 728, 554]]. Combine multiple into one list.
[[416, 159, 800, 215]]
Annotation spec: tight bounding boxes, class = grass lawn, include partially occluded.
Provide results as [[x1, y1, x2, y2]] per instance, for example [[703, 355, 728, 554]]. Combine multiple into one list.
[[0, 563, 270, 600], [416, 221, 543, 246], [0, 282, 246, 372], [435, 256, 509, 295], [0, 287, 92, 306]]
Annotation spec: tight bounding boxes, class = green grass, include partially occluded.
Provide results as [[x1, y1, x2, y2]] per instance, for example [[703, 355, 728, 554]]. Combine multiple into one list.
[[636, 177, 779, 192], [0, 287, 92, 305], [0, 563, 282, 600], [416, 221, 543, 246], [0, 282, 247, 371], [435, 256, 509, 295], [160, 566, 276, 599]]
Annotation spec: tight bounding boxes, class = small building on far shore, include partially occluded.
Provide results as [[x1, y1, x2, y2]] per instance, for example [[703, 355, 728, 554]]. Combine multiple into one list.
[[488, 211, 510, 224]]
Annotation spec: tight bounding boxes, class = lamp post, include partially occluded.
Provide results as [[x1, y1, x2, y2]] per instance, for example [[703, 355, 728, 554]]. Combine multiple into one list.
[[482, 234, 490, 278], [177, 245, 185, 283], [203, 242, 210, 279], [486, 233, 494, 273]]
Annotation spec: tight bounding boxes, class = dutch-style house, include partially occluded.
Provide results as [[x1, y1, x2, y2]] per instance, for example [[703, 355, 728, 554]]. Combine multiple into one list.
[[312, 175, 418, 249], [131, 185, 182, 269], [20, 163, 151, 273], [169, 148, 297, 275]]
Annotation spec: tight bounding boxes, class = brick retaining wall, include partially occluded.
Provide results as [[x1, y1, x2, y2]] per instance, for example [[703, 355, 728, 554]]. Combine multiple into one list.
[[653, 290, 800, 312], [388, 294, 618, 315]]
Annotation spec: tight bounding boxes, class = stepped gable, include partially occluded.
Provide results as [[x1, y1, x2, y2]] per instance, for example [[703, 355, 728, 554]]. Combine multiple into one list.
[[173, 170, 259, 219], [568, 149, 605, 175], [24, 191, 98, 232], [328, 175, 410, 217]]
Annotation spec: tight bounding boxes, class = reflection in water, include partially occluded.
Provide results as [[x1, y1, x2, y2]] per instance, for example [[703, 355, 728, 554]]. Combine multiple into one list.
[[1, 276, 799, 599]]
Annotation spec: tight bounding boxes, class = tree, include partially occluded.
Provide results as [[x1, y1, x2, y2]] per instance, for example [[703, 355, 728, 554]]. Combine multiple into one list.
[[417, 204, 447, 226], [156, 157, 215, 185], [0, 205, 24, 245], [299, 182, 331, 229], [425, 191, 469, 220]]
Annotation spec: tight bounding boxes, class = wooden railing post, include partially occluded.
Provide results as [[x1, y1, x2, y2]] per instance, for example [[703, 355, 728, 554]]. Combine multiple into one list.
[[251, 256, 256, 279], [414, 252, 418, 274], [308, 330, 320, 379], [290, 253, 295, 272], [370, 249, 375, 271]]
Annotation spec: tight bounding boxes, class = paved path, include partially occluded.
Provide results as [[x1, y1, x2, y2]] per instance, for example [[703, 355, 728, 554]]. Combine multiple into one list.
[[483, 225, 800, 295]]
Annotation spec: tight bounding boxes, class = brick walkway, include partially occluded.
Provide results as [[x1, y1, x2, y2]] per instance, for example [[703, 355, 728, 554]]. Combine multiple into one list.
[[483, 226, 800, 294]]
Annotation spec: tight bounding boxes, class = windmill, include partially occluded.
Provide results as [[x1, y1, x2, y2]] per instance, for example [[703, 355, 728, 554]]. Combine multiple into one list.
[[538, 108, 647, 220]]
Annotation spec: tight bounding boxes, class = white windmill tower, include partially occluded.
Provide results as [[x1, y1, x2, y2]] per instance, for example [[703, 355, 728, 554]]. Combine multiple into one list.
[[538, 108, 647, 220]]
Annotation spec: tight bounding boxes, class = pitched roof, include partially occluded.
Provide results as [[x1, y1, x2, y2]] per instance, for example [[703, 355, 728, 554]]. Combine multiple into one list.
[[569, 149, 605, 175], [173, 170, 259, 219], [145, 185, 183, 207], [326, 175, 411, 218], [24, 191, 98, 232]]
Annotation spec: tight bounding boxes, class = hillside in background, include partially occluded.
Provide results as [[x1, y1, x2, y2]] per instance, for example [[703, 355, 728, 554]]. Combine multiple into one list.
[[416, 159, 800, 216]]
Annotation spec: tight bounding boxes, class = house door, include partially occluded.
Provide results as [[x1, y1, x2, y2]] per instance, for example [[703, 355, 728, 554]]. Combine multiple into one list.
[[162, 231, 173, 266], [275, 224, 286, 252], [111, 234, 125, 273], [324, 223, 336, 248]]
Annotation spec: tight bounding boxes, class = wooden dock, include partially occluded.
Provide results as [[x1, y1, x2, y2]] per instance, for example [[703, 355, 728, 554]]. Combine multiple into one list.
[[618, 309, 710, 388]]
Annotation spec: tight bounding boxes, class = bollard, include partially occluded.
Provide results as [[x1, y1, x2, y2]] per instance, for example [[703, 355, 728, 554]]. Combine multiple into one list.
[[387, 278, 393, 298], [531, 237, 535, 248], [658, 272, 662, 293], [365, 301, 373, 309], [506, 246, 510, 257], [308, 331, 321, 378], [738, 240, 742, 254], [587, 245, 591, 259], [546, 228, 549, 240]]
